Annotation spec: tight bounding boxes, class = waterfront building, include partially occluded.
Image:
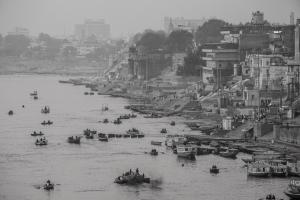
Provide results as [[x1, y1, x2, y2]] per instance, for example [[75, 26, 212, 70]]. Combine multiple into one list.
[[128, 46, 170, 80], [221, 11, 295, 59], [164, 17, 206, 34], [201, 43, 239, 89], [74, 19, 110, 41]]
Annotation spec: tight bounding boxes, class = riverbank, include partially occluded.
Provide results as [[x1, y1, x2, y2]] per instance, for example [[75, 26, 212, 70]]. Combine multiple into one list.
[[0, 57, 107, 76]]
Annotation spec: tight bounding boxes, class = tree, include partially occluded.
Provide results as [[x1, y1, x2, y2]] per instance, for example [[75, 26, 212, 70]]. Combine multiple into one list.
[[166, 30, 193, 53], [195, 19, 228, 45], [62, 46, 77, 58], [136, 30, 166, 52], [3, 34, 30, 56], [38, 33, 63, 60], [177, 47, 204, 76]]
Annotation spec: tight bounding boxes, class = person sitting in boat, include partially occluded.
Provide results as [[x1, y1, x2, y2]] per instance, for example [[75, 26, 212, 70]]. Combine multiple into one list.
[[36, 139, 39, 143], [33, 131, 37, 134], [39, 131, 42, 134]]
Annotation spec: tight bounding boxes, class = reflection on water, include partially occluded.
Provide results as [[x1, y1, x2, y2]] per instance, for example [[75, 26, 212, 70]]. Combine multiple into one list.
[[0, 75, 289, 200]]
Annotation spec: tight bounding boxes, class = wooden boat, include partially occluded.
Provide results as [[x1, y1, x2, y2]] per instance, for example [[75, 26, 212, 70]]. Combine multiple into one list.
[[160, 128, 167, 134], [137, 134, 144, 138], [8, 110, 13, 115], [35, 139, 48, 146], [150, 149, 158, 156], [43, 181, 54, 190], [84, 92, 89, 95], [31, 132, 44, 136], [34, 96, 38, 100], [113, 118, 122, 124], [123, 134, 130, 138], [284, 179, 300, 199], [269, 160, 288, 177], [151, 141, 162, 146], [103, 118, 109, 123], [85, 134, 94, 139], [129, 114, 137, 118], [41, 106, 50, 114], [114, 170, 150, 185], [30, 91, 38, 96], [170, 121, 176, 126], [210, 165, 219, 174], [219, 148, 239, 159], [41, 120, 53, 125], [288, 162, 300, 177], [247, 162, 270, 177], [176, 145, 196, 160], [68, 136, 81, 144], [99, 136, 108, 142], [196, 146, 214, 155], [127, 128, 140, 135], [108, 133, 116, 138], [144, 113, 162, 118]]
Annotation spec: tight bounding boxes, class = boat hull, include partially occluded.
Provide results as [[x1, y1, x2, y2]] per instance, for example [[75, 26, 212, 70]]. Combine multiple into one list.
[[284, 189, 300, 199]]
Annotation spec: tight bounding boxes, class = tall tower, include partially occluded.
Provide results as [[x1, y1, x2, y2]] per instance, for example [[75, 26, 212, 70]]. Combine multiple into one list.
[[290, 12, 295, 25]]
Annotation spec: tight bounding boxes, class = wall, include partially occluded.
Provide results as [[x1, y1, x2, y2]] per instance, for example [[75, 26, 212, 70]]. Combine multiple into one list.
[[273, 124, 300, 144]]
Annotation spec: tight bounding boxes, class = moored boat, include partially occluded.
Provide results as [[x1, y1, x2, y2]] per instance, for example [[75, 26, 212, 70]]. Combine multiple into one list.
[[150, 149, 158, 156], [8, 110, 13, 115], [219, 148, 239, 159], [160, 128, 167, 134], [99, 136, 108, 142], [176, 145, 196, 160], [151, 141, 162, 146], [31, 131, 44, 136], [68, 136, 81, 144], [284, 179, 300, 199], [247, 162, 270, 177], [269, 160, 288, 177], [210, 165, 219, 174]]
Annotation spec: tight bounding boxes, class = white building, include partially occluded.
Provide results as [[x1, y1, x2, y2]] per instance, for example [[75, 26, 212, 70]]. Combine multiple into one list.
[[164, 17, 206, 34]]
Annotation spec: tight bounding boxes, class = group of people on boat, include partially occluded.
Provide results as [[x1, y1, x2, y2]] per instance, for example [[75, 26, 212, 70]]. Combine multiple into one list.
[[43, 180, 54, 190], [115, 168, 150, 185], [41, 106, 50, 114], [35, 137, 48, 145], [41, 120, 53, 125], [31, 131, 44, 136]]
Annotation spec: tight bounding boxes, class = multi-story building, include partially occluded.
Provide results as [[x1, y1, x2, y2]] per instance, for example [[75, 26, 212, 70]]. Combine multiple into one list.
[[164, 17, 206, 34], [128, 46, 170, 80], [74, 19, 110, 41], [8, 27, 29, 36], [221, 11, 295, 59], [201, 43, 239, 89]]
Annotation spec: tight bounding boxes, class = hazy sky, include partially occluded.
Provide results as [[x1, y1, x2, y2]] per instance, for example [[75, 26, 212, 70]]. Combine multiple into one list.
[[0, 0, 300, 38]]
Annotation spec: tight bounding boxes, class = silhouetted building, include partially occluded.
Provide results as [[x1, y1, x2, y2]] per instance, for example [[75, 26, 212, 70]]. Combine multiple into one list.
[[74, 19, 110, 41]]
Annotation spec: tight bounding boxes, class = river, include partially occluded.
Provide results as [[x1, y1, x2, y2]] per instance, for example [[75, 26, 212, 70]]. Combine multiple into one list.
[[0, 75, 289, 200]]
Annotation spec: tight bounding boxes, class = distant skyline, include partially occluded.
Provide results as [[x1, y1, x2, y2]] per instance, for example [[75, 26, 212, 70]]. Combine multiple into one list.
[[0, 0, 300, 38]]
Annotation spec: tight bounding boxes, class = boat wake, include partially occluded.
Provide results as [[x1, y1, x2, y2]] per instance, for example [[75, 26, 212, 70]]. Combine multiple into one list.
[[150, 177, 163, 189]]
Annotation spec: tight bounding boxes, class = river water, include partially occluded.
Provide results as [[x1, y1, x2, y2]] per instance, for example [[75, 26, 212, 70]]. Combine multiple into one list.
[[0, 75, 290, 200]]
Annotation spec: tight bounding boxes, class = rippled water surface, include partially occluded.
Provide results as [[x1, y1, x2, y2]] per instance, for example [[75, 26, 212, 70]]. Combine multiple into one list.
[[0, 75, 290, 200]]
